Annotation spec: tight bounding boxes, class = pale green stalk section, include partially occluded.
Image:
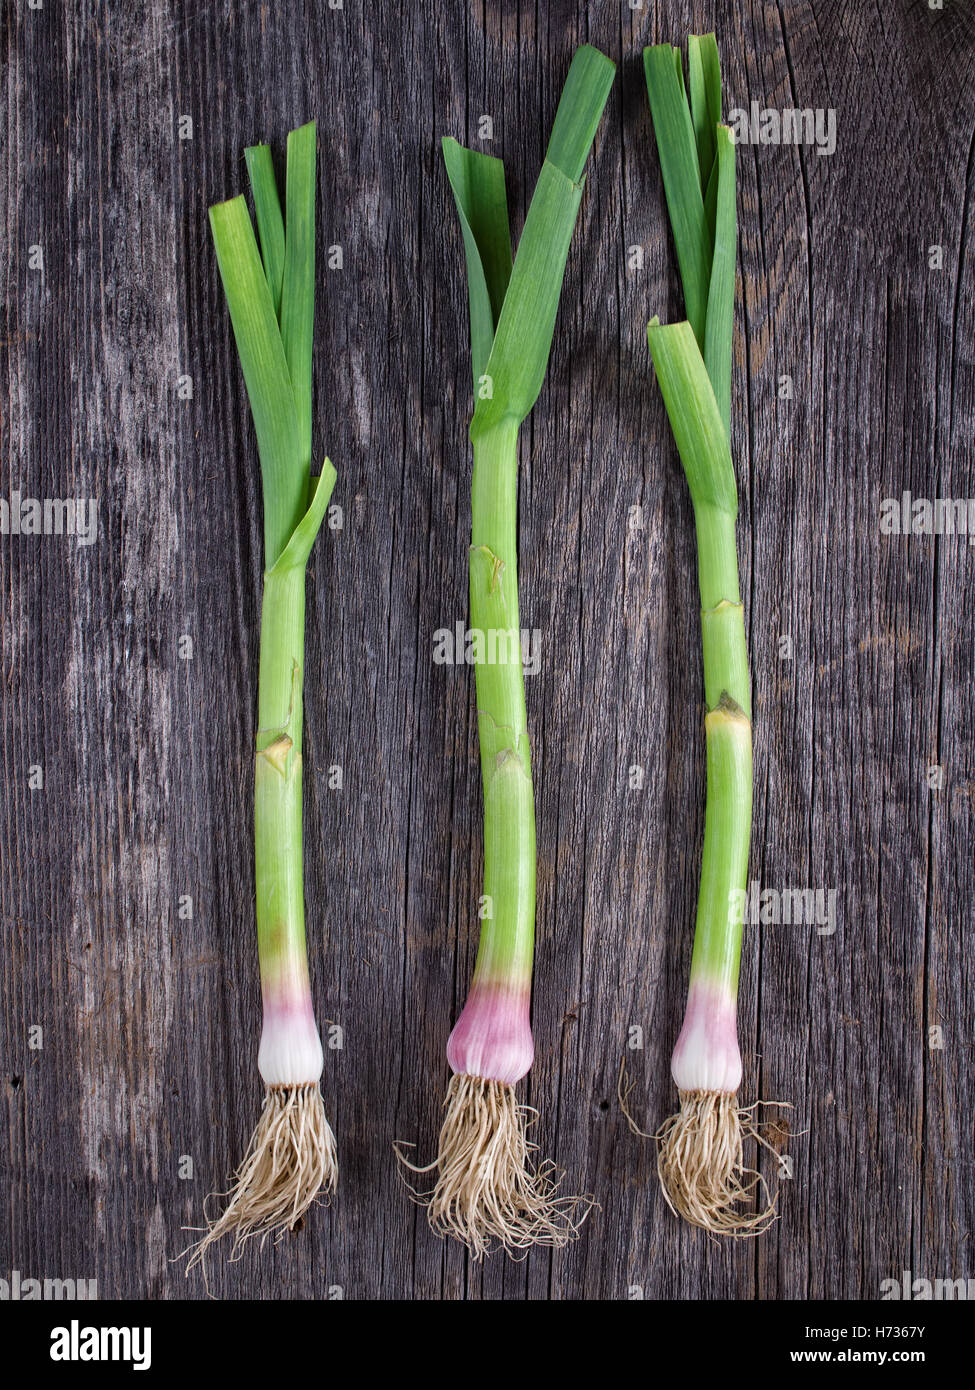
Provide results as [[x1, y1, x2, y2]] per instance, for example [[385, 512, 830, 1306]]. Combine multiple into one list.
[[694, 709, 751, 998], [469, 420, 535, 986], [255, 567, 310, 998], [255, 467, 335, 995]]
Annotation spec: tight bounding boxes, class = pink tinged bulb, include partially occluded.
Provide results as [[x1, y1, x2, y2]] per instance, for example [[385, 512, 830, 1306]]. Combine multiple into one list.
[[447, 982, 534, 1085], [670, 981, 742, 1093], [258, 990, 324, 1087]]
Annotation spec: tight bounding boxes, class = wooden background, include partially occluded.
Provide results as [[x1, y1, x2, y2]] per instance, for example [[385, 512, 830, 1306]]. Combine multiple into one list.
[[1, 0, 973, 1302]]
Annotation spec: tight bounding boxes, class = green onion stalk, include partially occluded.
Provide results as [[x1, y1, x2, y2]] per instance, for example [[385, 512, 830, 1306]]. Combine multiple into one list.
[[187, 123, 338, 1267], [642, 37, 781, 1233], [397, 46, 614, 1258]]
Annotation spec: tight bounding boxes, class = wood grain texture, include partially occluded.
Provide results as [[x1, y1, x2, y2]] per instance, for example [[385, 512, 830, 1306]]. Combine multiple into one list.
[[1, 0, 973, 1301]]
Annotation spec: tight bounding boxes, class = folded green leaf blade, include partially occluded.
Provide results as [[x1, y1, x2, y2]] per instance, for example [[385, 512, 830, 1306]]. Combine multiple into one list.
[[673, 45, 686, 98], [269, 458, 337, 575], [445, 45, 613, 423], [704, 126, 737, 440], [687, 37, 714, 193], [245, 143, 286, 317], [647, 318, 737, 519], [545, 43, 616, 184], [442, 138, 512, 389], [469, 160, 583, 435], [209, 195, 306, 569], [644, 44, 712, 350], [280, 120, 317, 480], [700, 34, 722, 129], [703, 149, 719, 253], [688, 33, 722, 193], [470, 52, 613, 435]]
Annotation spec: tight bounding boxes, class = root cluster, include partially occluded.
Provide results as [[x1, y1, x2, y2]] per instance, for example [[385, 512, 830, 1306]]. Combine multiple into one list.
[[185, 1082, 337, 1272], [398, 1073, 591, 1259], [656, 1088, 778, 1236]]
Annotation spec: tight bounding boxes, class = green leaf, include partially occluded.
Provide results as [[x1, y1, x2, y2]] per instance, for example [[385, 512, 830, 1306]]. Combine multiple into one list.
[[704, 126, 737, 440], [544, 44, 616, 184], [687, 33, 722, 193], [268, 458, 337, 576], [209, 196, 306, 569], [687, 38, 714, 192], [445, 45, 614, 435], [470, 159, 584, 435], [469, 48, 613, 434], [647, 318, 737, 518], [644, 44, 712, 349], [245, 144, 286, 317], [442, 138, 512, 388], [280, 121, 317, 477], [700, 34, 723, 129], [672, 45, 685, 98], [703, 149, 719, 252]]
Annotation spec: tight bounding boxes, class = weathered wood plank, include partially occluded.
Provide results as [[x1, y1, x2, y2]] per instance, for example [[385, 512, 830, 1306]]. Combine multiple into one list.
[[1, 0, 973, 1301]]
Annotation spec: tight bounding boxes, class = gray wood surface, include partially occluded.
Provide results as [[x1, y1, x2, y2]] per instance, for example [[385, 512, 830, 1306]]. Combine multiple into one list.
[[1, 0, 973, 1301]]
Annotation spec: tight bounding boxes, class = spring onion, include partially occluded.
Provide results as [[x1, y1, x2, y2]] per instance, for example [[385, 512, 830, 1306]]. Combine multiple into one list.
[[643, 36, 780, 1233], [398, 45, 615, 1258], [187, 121, 338, 1265]]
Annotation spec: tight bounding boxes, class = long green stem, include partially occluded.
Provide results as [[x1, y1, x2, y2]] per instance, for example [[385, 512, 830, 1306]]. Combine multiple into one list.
[[253, 464, 336, 1083], [445, 417, 537, 1083], [691, 493, 752, 1008], [691, 703, 751, 1002], [255, 566, 311, 1009], [694, 508, 751, 1007], [469, 419, 535, 990]]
